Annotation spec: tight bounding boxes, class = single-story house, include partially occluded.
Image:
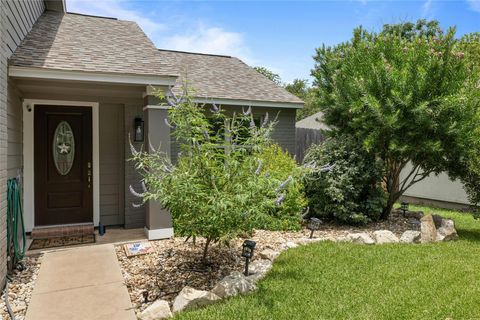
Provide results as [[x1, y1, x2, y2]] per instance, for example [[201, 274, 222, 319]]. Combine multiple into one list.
[[0, 0, 303, 286]]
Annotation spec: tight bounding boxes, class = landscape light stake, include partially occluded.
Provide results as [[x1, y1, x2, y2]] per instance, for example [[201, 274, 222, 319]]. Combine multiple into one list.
[[408, 218, 421, 231], [401, 202, 409, 216], [307, 217, 322, 239], [142, 290, 149, 303], [242, 240, 256, 276]]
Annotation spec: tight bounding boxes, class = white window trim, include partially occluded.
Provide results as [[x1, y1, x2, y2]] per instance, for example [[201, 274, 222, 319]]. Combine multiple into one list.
[[23, 99, 100, 232]]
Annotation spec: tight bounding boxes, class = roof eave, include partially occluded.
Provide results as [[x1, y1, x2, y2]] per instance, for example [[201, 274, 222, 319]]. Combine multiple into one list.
[[192, 97, 304, 109], [8, 66, 178, 86]]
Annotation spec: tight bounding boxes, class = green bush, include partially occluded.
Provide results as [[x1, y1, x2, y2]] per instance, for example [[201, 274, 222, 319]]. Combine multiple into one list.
[[130, 86, 305, 260], [304, 136, 386, 225], [254, 144, 307, 231]]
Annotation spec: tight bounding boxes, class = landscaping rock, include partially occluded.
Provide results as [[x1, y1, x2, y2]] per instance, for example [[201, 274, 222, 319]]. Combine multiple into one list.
[[211, 271, 257, 298], [335, 236, 351, 242], [400, 230, 421, 243], [259, 248, 280, 261], [301, 238, 326, 244], [373, 230, 399, 244], [172, 286, 220, 313], [139, 299, 172, 320], [246, 259, 273, 283], [432, 214, 444, 229], [285, 241, 298, 249], [420, 214, 437, 243], [436, 219, 458, 242], [347, 233, 375, 245]]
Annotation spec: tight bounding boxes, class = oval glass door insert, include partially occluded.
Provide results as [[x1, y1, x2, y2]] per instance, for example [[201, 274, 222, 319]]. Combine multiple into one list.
[[53, 121, 75, 175]]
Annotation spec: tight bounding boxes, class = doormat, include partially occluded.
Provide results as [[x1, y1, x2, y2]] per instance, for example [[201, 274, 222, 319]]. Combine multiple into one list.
[[29, 234, 96, 250]]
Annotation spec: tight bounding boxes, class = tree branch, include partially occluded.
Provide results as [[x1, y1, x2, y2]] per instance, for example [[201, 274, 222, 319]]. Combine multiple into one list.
[[399, 163, 421, 192]]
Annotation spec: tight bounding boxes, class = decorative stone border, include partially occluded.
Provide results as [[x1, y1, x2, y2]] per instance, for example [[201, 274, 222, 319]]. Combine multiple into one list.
[[139, 257, 274, 320], [138, 214, 458, 319]]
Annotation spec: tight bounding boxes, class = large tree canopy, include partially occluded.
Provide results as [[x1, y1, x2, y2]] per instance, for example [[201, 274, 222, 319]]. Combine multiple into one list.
[[457, 33, 480, 213], [312, 21, 479, 217]]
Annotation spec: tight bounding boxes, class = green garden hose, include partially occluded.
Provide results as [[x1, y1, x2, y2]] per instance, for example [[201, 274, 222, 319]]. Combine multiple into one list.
[[7, 178, 26, 272]]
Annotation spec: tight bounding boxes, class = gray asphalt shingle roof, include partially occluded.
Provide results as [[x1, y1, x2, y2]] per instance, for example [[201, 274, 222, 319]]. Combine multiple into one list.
[[10, 11, 303, 105], [157, 50, 303, 104], [9, 11, 179, 77], [296, 111, 329, 130]]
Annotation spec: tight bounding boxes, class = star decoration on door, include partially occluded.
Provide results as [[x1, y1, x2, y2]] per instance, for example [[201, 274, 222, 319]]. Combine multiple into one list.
[[57, 143, 71, 154]]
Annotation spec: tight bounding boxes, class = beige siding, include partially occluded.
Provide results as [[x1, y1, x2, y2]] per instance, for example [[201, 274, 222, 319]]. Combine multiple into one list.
[[4, 0, 44, 56], [99, 104, 125, 226]]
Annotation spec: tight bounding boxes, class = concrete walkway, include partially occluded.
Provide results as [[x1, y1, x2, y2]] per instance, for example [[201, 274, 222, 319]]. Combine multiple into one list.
[[25, 244, 136, 320]]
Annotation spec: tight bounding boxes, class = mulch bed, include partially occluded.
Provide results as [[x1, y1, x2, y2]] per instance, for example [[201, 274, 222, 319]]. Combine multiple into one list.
[[115, 210, 412, 314]]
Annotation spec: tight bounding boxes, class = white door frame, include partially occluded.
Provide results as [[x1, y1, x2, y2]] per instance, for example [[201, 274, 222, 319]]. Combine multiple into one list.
[[23, 99, 100, 232]]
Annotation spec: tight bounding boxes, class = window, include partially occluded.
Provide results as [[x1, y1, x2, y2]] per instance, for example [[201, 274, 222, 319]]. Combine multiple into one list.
[[53, 121, 75, 175]]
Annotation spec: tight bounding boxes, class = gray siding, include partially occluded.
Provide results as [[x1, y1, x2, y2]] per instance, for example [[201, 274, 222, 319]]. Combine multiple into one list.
[[124, 104, 145, 228], [99, 104, 124, 226], [7, 80, 22, 179], [258, 107, 296, 155], [1, 0, 9, 288], [170, 105, 297, 163], [2, 0, 44, 286], [4, 0, 44, 57]]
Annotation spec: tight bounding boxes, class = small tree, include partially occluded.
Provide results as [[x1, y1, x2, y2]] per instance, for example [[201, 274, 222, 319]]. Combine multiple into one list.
[[130, 86, 304, 262], [312, 24, 476, 218]]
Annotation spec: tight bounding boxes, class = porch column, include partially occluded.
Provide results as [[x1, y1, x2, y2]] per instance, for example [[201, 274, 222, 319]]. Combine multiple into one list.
[[143, 105, 174, 240]]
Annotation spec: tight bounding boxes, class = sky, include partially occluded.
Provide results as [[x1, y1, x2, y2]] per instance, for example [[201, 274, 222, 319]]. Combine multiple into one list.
[[67, 0, 480, 84]]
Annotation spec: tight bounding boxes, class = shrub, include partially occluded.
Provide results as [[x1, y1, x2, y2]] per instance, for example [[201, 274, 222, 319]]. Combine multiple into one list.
[[130, 86, 304, 261], [303, 136, 386, 225], [254, 144, 307, 231]]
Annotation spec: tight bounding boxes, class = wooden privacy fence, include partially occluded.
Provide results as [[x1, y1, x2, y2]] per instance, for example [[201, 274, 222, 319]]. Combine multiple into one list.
[[295, 128, 326, 163]]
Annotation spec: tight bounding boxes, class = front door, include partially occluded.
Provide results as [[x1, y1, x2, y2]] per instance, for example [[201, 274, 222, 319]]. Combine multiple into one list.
[[34, 105, 93, 226]]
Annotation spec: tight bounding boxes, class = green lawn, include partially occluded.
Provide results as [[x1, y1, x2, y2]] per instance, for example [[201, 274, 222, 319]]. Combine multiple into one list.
[[175, 205, 480, 320]]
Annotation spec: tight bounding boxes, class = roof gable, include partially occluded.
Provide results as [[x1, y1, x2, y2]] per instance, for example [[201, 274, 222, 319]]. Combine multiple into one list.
[[9, 12, 178, 77]]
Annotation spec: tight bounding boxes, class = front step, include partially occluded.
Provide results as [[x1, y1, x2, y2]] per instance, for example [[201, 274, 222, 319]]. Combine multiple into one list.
[[31, 223, 94, 239]]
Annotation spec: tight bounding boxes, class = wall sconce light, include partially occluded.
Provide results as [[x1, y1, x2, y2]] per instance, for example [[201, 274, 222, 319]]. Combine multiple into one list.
[[134, 117, 144, 142]]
